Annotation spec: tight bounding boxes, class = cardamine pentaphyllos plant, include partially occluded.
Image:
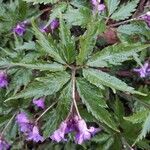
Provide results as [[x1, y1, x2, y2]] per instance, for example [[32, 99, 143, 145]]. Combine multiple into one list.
[[0, 0, 150, 149]]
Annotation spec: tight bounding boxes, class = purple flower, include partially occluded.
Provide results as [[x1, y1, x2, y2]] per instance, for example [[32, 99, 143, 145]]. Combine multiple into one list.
[[91, 0, 105, 12], [33, 98, 45, 109], [139, 11, 150, 27], [133, 62, 150, 78], [16, 112, 32, 133], [13, 22, 27, 36], [0, 71, 8, 88], [40, 19, 59, 33], [27, 126, 44, 143], [50, 122, 67, 142], [50, 19, 59, 32], [0, 138, 10, 150], [16, 112, 30, 124]]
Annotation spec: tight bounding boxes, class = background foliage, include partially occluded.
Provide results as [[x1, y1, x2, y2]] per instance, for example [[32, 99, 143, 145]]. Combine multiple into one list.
[[0, 0, 150, 149]]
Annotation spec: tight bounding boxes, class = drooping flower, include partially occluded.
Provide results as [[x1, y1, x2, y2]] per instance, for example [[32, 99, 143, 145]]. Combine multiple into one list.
[[50, 115, 101, 144], [139, 11, 150, 27], [91, 0, 105, 12], [0, 71, 8, 88], [33, 98, 45, 109], [40, 19, 59, 33], [27, 125, 44, 143], [50, 121, 67, 142], [13, 21, 27, 36], [0, 138, 10, 150], [133, 62, 150, 78]]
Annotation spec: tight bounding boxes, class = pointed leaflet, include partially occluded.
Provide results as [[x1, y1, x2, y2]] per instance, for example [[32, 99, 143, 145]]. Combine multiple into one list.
[[32, 20, 65, 64], [106, 0, 120, 16], [5, 71, 70, 101], [76, 78, 118, 131], [77, 18, 106, 65], [64, 6, 92, 26], [59, 16, 75, 63], [43, 82, 71, 137], [9, 62, 65, 72], [110, 0, 139, 21], [87, 44, 150, 67], [137, 113, 150, 141], [83, 68, 142, 95], [124, 110, 149, 124], [76, 78, 107, 108]]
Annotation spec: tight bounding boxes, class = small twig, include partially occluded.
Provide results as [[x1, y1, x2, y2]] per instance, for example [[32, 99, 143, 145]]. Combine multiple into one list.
[[109, 18, 138, 27], [35, 101, 57, 122], [1, 113, 16, 136]]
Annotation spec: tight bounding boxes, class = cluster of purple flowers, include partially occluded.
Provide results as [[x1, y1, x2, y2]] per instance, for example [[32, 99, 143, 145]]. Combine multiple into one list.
[[0, 71, 8, 88], [40, 19, 59, 33], [50, 115, 101, 144], [133, 62, 150, 78], [16, 112, 44, 143], [0, 137, 10, 150], [139, 11, 150, 27], [91, 0, 105, 13]]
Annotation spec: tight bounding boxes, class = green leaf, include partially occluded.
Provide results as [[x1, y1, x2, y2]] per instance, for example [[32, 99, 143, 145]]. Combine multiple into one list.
[[87, 44, 150, 67], [43, 82, 71, 137], [124, 110, 149, 124], [137, 113, 150, 141], [76, 78, 107, 108], [32, 20, 65, 64], [15, 41, 35, 50], [77, 78, 118, 131], [7, 68, 32, 95], [23, 0, 58, 4], [111, 0, 139, 21], [10, 62, 66, 72], [64, 6, 92, 26], [77, 19, 106, 65], [83, 68, 142, 95], [47, 2, 67, 24], [92, 133, 111, 143], [5, 71, 70, 101], [106, 0, 120, 16], [59, 16, 75, 63]]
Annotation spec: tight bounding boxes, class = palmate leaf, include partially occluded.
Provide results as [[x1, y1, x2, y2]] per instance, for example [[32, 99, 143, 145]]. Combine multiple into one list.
[[59, 16, 76, 64], [43, 82, 71, 137], [76, 78, 118, 131], [105, 0, 120, 16], [77, 18, 106, 65], [110, 0, 139, 21], [87, 44, 150, 67], [23, 0, 58, 4], [124, 110, 149, 124], [32, 20, 65, 64], [5, 71, 70, 101], [83, 68, 143, 95]]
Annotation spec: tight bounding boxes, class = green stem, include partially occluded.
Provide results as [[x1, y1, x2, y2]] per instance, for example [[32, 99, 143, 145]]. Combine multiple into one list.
[[1, 113, 16, 136], [35, 101, 57, 122], [71, 67, 81, 119]]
